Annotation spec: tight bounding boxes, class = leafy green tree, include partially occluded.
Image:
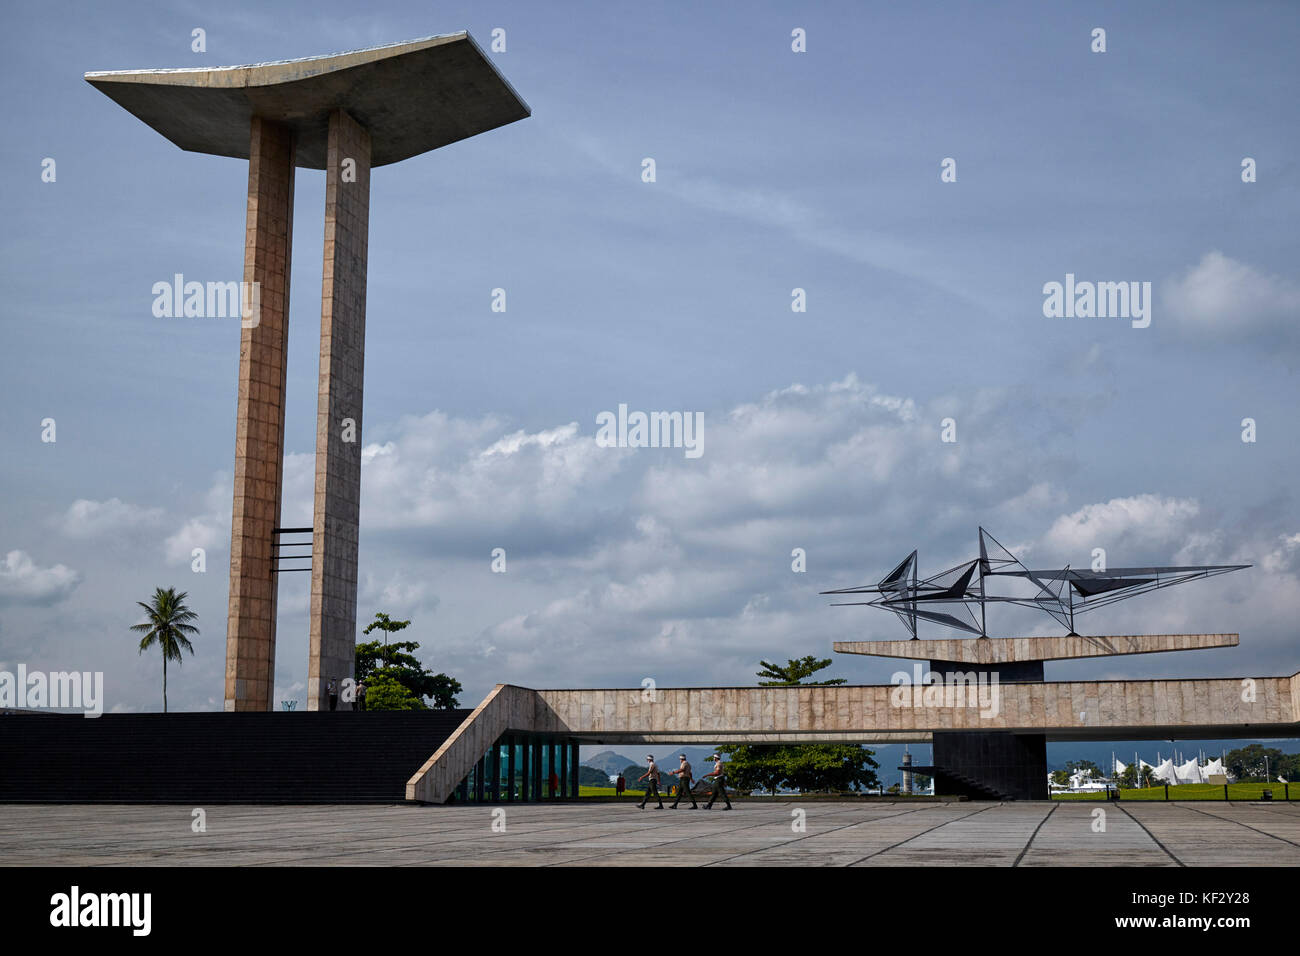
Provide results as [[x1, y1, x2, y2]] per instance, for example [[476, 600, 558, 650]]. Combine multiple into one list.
[[362, 612, 410, 668], [1225, 744, 1285, 782], [1050, 769, 1070, 787], [1277, 752, 1300, 782], [757, 656, 847, 686], [720, 746, 789, 795], [578, 765, 613, 787], [1118, 765, 1138, 789], [129, 587, 198, 713], [720, 657, 877, 794], [783, 744, 880, 793], [1139, 764, 1158, 788], [363, 673, 423, 711], [1065, 759, 1102, 779], [355, 611, 462, 710]]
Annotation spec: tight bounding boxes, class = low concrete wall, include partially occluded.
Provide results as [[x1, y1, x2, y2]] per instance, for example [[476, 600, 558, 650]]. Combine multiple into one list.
[[531, 676, 1299, 738], [406, 673, 1300, 801]]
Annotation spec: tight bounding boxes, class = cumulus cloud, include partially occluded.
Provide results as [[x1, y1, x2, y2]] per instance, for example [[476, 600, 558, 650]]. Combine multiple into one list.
[[1163, 251, 1300, 342], [162, 474, 231, 565], [0, 550, 80, 606], [1043, 494, 1201, 560], [56, 498, 165, 539], [24, 374, 1296, 708]]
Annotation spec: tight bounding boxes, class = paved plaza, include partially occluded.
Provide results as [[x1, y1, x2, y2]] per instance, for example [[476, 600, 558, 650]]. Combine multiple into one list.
[[2, 800, 1298, 866]]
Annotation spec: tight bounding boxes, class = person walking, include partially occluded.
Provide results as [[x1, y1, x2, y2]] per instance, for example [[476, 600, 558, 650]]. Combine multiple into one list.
[[637, 755, 665, 809], [703, 753, 732, 810], [669, 754, 697, 809]]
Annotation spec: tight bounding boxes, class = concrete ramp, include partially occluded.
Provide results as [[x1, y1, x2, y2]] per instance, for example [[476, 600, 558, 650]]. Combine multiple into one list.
[[406, 684, 537, 803]]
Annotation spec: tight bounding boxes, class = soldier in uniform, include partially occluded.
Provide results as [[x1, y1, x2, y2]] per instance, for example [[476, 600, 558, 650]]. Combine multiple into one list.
[[669, 754, 698, 809], [703, 753, 732, 810], [637, 754, 665, 809]]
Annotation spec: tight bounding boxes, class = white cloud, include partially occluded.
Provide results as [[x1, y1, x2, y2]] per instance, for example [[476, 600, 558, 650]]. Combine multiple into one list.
[[56, 498, 164, 538], [1163, 251, 1300, 340], [162, 474, 231, 565], [0, 550, 80, 606], [1043, 494, 1201, 559]]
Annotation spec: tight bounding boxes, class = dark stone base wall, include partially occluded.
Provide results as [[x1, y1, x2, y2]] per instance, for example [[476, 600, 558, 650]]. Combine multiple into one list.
[[0, 710, 470, 804], [932, 731, 1048, 800]]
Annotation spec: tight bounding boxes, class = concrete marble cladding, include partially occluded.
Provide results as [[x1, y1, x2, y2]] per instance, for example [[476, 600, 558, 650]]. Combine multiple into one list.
[[833, 633, 1239, 663], [225, 117, 294, 712], [308, 109, 370, 711], [406, 673, 1300, 802]]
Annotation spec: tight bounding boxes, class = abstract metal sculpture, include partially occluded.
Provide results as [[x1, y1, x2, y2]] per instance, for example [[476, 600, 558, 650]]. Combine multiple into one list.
[[822, 527, 1248, 638]]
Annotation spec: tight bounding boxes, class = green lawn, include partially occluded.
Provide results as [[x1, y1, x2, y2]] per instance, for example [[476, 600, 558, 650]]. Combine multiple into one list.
[[1052, 782, 1295, 801]]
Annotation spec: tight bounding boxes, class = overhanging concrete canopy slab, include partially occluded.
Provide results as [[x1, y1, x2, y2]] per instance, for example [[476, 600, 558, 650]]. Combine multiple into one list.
[[84, 32, 530, 168], [833, 633, 1240, 664]]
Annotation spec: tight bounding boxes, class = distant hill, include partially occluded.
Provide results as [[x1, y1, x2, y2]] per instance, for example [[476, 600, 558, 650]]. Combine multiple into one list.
[[586, 746, 720, 778], [577, 765, 612, 787], [584, 751, 637, 776]]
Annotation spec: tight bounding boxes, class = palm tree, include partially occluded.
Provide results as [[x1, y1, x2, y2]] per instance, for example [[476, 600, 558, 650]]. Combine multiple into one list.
[[130, 587, 199, 712]]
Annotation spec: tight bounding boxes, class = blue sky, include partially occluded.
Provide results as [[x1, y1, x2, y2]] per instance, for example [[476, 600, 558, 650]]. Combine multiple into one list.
[[1, 0, 1298, 718]]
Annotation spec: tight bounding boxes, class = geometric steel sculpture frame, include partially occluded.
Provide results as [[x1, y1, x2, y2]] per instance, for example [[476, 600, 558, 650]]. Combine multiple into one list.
[[823, 527, 1249, 638]]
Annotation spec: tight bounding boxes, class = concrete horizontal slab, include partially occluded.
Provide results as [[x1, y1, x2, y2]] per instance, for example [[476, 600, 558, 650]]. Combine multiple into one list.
[[84, 32, 530, 168], [834, 633, 1239, 663]]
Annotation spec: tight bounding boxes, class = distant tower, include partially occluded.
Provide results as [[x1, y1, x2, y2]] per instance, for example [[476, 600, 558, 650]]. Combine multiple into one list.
[[902, 746, 913, 795]]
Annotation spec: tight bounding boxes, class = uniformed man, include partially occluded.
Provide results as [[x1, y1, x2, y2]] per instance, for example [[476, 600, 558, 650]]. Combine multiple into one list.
[[637, 754, 665, 809], [703, 753, 732, 810], [669, 754, 697, 809]]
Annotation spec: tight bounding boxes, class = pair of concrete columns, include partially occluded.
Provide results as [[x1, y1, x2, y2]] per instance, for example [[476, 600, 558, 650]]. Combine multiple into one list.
[[224, 109, 370, 712]]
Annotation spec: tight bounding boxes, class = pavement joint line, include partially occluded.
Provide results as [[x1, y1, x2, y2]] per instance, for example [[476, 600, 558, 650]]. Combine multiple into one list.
[[1011, 802, 1058, 867], [1173, 802, 1300, 849], [1114, 805, 1185, 867], [845, 804, 999, 866], [700, 803, 941, 867], [257, 803, 835, 867], [542, 803, 877, 868], [245, 803, 879, 867], [287, 815, 703, 867]]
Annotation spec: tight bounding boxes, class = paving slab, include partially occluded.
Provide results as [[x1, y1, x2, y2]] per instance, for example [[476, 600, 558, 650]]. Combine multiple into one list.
[[2, 801, 1296, 867]]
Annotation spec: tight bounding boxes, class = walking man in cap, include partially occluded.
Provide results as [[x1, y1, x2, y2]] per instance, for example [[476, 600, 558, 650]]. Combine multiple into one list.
[[703, 753, 732, 810], [669, 754, 697, 809], [637, 754, 665, 809]]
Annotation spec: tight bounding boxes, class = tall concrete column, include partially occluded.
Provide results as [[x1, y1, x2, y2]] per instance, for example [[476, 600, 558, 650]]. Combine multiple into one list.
[[559, 741, 569, 798], [308, 109, 371, 710], [225, 117, 295, 712], [506, 737, 516, 802]]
